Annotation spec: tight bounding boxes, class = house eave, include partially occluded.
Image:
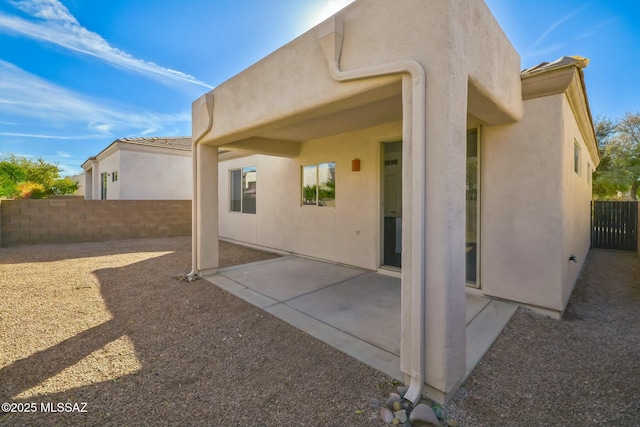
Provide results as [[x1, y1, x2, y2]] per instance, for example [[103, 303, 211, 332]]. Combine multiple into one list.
[[81, 156, 97, 171], [522, 65, 600, 167], [83, 138, 193, 169], [116, 142, 192, 158]]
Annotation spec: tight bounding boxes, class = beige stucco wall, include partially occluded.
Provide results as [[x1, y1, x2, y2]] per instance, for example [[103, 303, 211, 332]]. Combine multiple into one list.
[[196, 0, 524, 401], [560, 95, 593, 307], [85, 147, 191, 200], [457, 0, 522, 125], [66, 174, 85, 197], [482, 93, 593, 315], [83, 160, 101, 200], [483, 96, 564, 311], [99, 149, 121, 199], [219, 121, 402, 270], [84, 168, 93, 200], [119, 149, 192, 200]]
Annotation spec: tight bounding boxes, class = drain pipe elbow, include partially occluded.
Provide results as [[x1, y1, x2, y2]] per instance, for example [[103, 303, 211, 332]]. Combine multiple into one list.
[[318, 16, 426, 405], [187, 92, 214, 281]]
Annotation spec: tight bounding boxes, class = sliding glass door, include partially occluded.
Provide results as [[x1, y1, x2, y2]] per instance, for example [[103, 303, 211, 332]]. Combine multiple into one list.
[[466, 129, 480, 287]]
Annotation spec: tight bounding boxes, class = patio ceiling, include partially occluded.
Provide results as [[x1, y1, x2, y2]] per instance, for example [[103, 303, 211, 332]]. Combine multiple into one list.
[[218, 80, 403, 158], [258, 93, 403, 142]]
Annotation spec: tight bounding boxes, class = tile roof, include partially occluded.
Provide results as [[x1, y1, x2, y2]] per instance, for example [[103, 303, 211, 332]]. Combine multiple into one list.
[[521, 56, 589, 78], [115, 136, 192, 150]]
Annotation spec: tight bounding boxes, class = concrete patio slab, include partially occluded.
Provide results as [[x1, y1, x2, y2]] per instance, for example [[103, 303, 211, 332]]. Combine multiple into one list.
[[207, 273, 279, 309], [465, 299, 518, 379], [265, 303, 404, 381], [466, 293, 492, 324], [220, 255, 366, 301], [203, 255, 517, 385], [286, 272, 401, 356]]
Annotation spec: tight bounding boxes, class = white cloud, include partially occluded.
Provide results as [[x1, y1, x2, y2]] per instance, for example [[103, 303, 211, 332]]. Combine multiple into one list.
[[576, 19, 616, 40], [0, 0, 213, 89], [0, 132, 100, 139], [9, 0, 78, 24], [528, 4, 590, 56], [0, 60, 190, 137], [522, 43, 570, 61]]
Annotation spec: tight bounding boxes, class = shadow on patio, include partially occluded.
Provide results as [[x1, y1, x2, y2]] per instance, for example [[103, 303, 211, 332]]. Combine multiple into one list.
[[0, 237, 398, 426]]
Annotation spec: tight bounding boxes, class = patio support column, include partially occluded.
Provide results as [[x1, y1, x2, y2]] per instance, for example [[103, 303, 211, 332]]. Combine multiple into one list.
[[92, 162, 100, 200], [425, 69, 468, 402], [195, 143, 219, 275], [84, 166, 93, 200], [401, 65, 468, 403]]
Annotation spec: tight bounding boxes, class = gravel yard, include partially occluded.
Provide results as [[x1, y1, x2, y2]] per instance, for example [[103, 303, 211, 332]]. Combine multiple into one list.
[[446, 249, 640, 426], [1, 237, 639, 426], [0, 237, 396, 426]]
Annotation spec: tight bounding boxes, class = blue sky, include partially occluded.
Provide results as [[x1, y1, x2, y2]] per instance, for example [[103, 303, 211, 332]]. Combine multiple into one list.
[[0, 0, 638, 176]]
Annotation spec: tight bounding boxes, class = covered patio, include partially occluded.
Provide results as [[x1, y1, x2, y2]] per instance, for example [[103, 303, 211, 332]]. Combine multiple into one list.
[[202, 254, 517, 384], [191, 0, 525, 402]]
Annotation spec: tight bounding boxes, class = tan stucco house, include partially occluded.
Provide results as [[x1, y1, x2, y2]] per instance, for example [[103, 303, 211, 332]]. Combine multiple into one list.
[[189, 0, 599, 403], [82, 137, 192, 200]]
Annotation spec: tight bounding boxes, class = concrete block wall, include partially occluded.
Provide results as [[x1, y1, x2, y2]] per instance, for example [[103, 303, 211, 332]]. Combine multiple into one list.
[[0, 199, 191, 247]]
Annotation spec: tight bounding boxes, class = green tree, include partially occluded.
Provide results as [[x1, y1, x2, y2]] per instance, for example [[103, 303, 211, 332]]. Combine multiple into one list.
[[0, 161, 27, 198], [50, 177, 80, 195], [592, 112, 640, 200], [592, 115, 621, 199], [0, 154, 79, 199], [616, 112, 640, 199]]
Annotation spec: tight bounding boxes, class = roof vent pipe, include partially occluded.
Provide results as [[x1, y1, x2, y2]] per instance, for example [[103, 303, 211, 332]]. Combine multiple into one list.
[[318, 17, 427, 405]]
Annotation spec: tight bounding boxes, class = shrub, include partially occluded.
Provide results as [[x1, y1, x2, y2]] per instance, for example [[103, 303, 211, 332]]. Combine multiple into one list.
[[16, 182, 46, 199]]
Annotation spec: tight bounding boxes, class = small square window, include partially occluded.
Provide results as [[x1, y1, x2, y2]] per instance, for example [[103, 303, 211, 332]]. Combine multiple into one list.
[[302, 162, 335, 207], [230, 167, 256, 214]]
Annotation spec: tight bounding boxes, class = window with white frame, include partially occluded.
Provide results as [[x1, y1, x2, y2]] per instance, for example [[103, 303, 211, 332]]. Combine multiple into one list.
[[112, 171, 118, 182], [574, 140, 581, 175], [302, 162, 335, 207], [230, 167, 256, 214]]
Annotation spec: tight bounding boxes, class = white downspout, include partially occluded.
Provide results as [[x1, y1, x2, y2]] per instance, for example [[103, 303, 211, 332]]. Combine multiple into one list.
[[318, 17, 426, 405], [187, 93, 214, 281]]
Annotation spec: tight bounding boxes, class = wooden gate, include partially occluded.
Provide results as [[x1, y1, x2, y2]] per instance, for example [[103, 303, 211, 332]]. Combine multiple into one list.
[[591, 201, 638, 251]]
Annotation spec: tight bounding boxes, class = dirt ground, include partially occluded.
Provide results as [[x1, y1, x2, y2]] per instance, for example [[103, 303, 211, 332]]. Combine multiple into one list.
[[445, 249, 640, 426], [1, 238, 639, 426], [0, 237, 396, 426]]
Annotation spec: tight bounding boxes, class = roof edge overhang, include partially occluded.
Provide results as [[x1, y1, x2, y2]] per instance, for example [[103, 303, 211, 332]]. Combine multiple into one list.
[[116, 137, 192, 151], [81, 137, 193, 171], [116, 142, 192, 158], [522, 62, 600, 167], [81, 156, 97, 171]]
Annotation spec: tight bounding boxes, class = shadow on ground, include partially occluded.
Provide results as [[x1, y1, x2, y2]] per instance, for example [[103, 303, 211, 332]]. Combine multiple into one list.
[[0, 238, 395, 426]]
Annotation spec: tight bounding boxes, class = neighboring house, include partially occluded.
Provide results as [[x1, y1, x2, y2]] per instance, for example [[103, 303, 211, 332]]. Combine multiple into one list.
[[66, 174, 85, 197], [189, 0, 599, 403], [82, 137, 192, 200]]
